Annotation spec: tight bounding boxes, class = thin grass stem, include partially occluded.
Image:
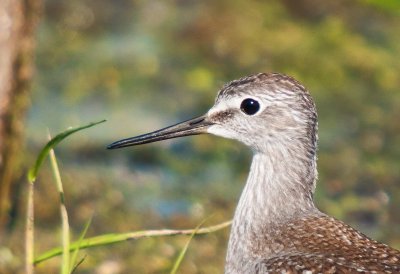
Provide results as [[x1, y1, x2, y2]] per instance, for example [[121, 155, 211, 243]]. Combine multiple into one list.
[[69, 217, 92, 272], [34, 220, 232, 264], [25, 182, 34, 274], [48, 132, 70, 274], [170, 218, 208, 274]]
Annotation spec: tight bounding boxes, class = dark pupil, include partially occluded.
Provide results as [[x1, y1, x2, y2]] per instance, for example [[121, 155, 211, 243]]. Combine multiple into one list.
[[240, 98, 260, 115]]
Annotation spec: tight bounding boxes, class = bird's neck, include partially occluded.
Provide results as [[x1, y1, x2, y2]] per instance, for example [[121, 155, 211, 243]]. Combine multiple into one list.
[[235, 150, 317, 223], [226, 143, 319, 272]]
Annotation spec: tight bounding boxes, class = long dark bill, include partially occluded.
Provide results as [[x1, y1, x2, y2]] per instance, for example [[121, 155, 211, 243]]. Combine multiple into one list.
[[107, 114, 213, 149]]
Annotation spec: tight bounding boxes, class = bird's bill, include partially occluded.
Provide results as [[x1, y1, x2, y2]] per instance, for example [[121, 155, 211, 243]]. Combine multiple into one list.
[[107, 114, 212, 149]]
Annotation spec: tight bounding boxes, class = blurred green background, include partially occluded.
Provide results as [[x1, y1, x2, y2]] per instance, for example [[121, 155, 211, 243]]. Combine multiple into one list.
[[4, 0, 400, 273]]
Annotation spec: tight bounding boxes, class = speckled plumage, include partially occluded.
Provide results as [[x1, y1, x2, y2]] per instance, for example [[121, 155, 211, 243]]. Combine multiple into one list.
[[109, 73, 400, 273], [254, 215, 400, 273]]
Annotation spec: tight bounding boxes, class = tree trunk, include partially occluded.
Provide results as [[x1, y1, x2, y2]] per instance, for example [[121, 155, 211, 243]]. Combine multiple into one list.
[[0, 0, 42, 231]]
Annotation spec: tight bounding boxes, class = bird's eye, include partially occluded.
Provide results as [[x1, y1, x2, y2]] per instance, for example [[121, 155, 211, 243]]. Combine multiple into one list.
[[240, 98, 260, 115]]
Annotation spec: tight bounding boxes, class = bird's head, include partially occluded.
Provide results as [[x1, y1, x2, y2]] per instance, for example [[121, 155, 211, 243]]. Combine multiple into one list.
[[108, 73, 317, 156]]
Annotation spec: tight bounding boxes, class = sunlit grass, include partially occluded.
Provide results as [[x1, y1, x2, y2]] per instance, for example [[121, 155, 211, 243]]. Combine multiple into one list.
[[26, 120, 105, 273], [25, 119, 231, 273], [33, 221, 231, 265], [47, 133, 70, 274]]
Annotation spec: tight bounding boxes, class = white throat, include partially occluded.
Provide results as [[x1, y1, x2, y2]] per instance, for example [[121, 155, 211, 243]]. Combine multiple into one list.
[[225, 149, 319, 273]]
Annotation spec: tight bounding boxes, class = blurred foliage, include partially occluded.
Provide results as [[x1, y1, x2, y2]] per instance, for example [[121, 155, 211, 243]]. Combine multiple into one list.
[[2, 0, 400, 273]]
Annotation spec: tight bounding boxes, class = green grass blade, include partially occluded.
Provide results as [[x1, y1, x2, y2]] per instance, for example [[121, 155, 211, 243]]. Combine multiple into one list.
[[27, 120, 106, 183], [47, 139, 70, 274], [25, 182, 34, 274], [170, 218, 208, 274], [34, 221, 232, 264], [25, 120, 105, 274], [70, 255, 86, 274], [69, 217, 92, 273]]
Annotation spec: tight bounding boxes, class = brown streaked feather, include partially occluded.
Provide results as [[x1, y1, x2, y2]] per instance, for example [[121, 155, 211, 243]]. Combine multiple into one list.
[[254, 215, 400, 273]]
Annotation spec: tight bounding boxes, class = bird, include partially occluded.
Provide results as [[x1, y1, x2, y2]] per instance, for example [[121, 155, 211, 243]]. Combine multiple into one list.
[[108, 73, 400, 273]]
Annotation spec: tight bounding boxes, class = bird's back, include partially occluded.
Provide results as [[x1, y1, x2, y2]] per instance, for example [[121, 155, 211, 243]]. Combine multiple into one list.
[[253, 215, 400, 273]]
